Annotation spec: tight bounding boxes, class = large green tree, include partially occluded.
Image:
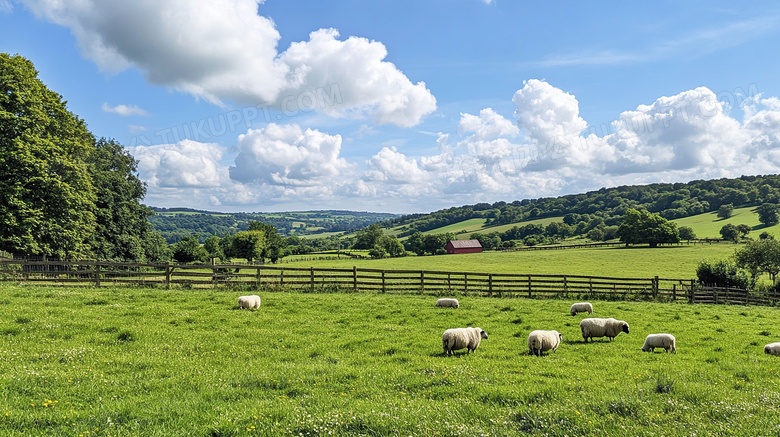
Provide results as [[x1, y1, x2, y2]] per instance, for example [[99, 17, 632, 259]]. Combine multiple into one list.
[[734, 238, 780, 283], [1, 54, 163, 261], [248, 221, 286, 263], [757, 203, 779, 226], [617, 209, 679, 247], [0, 53, 96, 259], [352, 223, 384, 250]]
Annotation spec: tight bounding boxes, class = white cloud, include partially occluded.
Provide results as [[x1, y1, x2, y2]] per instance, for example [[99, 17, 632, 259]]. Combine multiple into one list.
[[513, 79, 587, 146], [229, 123, 351, 186], [597, 87, 746, 174], [458, 108, 519, 141], [128, 140, 226, 188], [21, 0, 435, 127], [101, 103, 150, 117], [277, 28, 436, 128], [365, 146, 428, 184]]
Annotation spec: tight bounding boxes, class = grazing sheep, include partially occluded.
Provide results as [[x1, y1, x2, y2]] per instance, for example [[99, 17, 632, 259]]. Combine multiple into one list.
[[442, 327, 488, 356], [570, 302, 593, 316], [435, 298, 460, 309], [764, 342, 780, 356], [580, 317, 629, 342], [237, 295, 261, 309], [528, 330, 563, 356], [641, 333, 676, 354]]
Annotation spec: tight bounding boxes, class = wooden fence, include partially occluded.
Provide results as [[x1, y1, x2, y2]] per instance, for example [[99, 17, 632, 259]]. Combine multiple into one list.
[[508, 239, 724, 252], [0, 259, 775, 306]]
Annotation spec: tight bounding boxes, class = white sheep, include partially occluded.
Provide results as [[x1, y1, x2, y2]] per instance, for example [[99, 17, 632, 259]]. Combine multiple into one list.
[[641, 333, 676, 354], [237, 295, 261, 309], [570, 302, 593, 316], [442, 327, 488, 356], [527, 330, 563, 356], [580, 317, 629, 342], [764, 342, 780, 356], [435, 298, 460, 309]]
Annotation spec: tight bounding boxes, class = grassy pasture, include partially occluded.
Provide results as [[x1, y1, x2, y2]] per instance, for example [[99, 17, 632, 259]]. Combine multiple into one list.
[[1, 285, 779, 436], [298, 243, 741, 279]]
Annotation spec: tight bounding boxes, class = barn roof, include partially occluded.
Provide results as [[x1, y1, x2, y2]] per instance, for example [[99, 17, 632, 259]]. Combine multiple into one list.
[[448, 239, 482, 249]]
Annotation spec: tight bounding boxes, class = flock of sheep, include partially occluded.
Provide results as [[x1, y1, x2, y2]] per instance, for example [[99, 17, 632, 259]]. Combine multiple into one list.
[[237, 294, 780, 357], [438, 298, 780, 357], [435, 297, 679, 357]]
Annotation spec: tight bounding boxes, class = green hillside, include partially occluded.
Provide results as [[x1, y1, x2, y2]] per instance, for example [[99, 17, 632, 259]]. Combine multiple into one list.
[[673, 206, 779, 239], [452, 216, 565, 239]]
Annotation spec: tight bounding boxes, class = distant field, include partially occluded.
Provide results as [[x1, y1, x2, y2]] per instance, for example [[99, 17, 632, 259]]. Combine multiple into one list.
[[475, 216, 565, 235], [422, 218, 487, 236], [673, 206, 779, 238], [2, 285, 779, 435], [292, 243, 741, 279]]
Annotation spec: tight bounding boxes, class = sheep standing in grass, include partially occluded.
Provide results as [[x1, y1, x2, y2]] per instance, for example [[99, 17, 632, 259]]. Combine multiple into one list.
[[580, 317, 629, 342], [442, 327, 488, 356], [570, 302, 593, 316], [237, 295, 261, 309], [435, 298, 460, 309], [641, 333, 676, 354], [765, 342, 780, 356], [528, 330, 563, 356]]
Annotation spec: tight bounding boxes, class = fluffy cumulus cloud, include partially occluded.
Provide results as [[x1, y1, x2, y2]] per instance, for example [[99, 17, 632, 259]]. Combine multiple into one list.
[[230, 123, 351, 186], [513, 79, 587, 147], [21, 0, 435, 127], [129, 140, 226, 188]]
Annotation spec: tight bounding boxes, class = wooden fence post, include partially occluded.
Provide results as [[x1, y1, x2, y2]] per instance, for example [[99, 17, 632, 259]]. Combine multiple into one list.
[[165, 263, 171, 289], [563, 276, 568, 297], [464, 274, 469, 295], [420, 271, 425, 293], [652, 276, 659, 299], [382, 270, 386, 293], [280, 269, 284, 286], [527, 275, 532, 298], [489, 274, 493, 297], [310, 267, 315, 289], [353, 266, 358, 292]]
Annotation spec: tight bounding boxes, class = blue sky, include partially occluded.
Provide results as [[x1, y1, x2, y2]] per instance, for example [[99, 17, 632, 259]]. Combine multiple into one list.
[[3, 1, 780, 213]]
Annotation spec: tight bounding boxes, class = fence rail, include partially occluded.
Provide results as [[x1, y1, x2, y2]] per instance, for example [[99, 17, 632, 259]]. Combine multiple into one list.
[[0, 259, 775, 306]]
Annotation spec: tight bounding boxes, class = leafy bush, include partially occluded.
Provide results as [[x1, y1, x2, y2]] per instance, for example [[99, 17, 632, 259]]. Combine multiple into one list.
[[696, 259, 753, 289]]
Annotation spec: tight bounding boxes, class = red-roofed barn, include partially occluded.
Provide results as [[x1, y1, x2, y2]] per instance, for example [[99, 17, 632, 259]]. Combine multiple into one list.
[[446, 239, 483, 254]]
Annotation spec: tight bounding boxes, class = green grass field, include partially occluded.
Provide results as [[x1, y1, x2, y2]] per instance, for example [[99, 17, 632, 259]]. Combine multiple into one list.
[[1, 285, 779, 436], [295, 243, 741, 279]]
